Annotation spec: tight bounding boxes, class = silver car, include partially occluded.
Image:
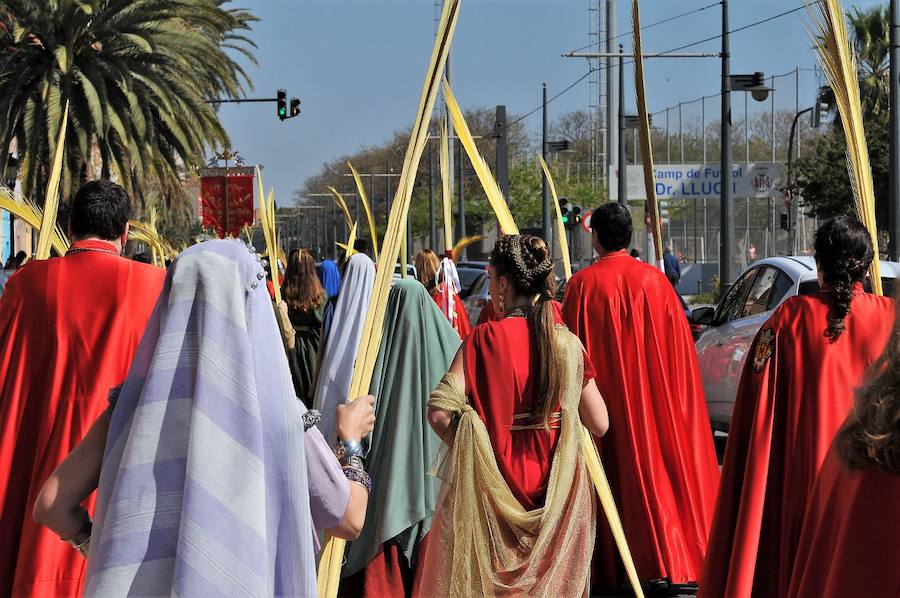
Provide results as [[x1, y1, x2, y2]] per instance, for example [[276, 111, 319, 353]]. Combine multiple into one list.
[[692, 256, 898, 432]]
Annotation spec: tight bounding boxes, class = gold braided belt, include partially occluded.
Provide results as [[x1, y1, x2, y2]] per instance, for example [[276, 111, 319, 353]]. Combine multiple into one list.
[[510, 411, 562, 431]]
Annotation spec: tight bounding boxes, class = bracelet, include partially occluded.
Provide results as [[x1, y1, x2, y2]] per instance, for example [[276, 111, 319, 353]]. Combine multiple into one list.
[[63, 513, 92, 558], [334, 438, 364, 464], [342, 466, 372, 493], [301, 409, 321, 432]]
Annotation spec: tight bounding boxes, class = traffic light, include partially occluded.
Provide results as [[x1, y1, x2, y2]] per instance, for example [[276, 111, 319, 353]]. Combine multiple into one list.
[[558, 197, 570, 225], [567, 206, 582, 230], [277, 89, 287, 120], [290, 97, 301, 118]]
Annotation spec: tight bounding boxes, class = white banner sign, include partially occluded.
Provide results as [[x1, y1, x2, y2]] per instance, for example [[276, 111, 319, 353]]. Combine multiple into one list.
[[610, 162, 783, 201]]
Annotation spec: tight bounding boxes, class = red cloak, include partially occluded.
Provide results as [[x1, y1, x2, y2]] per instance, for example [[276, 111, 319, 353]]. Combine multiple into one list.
[[787, 448, 900, 598], [561, 250, 719, 586], [429, 283, 471, 339], [0, 240, 165, 597], [464, 315, 595, 510], [476, 299, 562, 325], [699, 289, 894, 598]]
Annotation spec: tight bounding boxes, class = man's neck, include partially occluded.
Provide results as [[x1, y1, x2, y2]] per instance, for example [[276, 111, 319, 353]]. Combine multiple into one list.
[[71, 235, 122, 253]]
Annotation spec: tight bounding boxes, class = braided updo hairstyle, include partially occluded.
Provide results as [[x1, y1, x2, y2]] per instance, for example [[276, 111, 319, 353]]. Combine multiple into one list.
[[813, 215, 874, 341], [490, 235, 562, 420]]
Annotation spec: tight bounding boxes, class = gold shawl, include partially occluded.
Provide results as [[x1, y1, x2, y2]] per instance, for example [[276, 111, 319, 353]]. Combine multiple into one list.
[[419, 327, 596, 597]]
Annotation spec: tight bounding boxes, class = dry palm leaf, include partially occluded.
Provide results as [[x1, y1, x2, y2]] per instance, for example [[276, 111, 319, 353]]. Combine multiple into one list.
[[326, 186, 354, 230], [348, 161, 380, 262], [0, 186, 69, 255], [344, 222, 358, 263], [440, 118, 454, 252], [257, 185, 282, 304], [443, 80, 518, 235], [317, 0, 460, 595], [451, 234, 481, 262], [633, 0, 663, 271], [805, 0, 882, 294], [539, 156, 572, 280], [36, 100, 69, 260]]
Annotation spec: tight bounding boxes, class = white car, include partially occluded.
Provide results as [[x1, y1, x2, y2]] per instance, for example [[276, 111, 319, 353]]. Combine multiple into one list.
[[692, 256, 898, 432]]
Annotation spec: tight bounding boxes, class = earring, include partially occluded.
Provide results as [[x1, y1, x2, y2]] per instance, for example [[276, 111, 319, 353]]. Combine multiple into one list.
[[497, 294, 505, 313]]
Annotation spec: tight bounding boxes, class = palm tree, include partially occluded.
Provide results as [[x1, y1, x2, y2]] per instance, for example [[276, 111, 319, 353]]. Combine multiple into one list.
[[0, 0, 257, 211], [847, 4, 890, 117]]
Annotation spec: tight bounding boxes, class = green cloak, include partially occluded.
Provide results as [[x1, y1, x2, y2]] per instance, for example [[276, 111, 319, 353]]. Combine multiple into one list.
[[343, 278, 461, 576]]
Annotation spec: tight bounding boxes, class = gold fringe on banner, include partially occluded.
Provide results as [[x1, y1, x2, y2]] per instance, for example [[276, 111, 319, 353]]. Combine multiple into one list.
[[805, 0, 882, 294], [36, 101, 69, 260], [632, 1, 664, 271], [316, 0, 461, 595], [348, 161, 380, 262]]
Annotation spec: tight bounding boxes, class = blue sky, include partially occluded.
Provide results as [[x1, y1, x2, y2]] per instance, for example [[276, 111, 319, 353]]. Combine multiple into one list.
[[216, 0, 880, 203]]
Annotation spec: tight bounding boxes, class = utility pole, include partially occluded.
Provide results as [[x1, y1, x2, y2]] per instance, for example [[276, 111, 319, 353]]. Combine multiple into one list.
[[891, 0, 900, 260], [617, 45, 627, 207], [607, 0, 618, 190], [429, 142, 437, 249], [495, 105, 509, 200], [456, 139, 466, 257], [720, 0, 735, 289], [542, 83, 551, 244]]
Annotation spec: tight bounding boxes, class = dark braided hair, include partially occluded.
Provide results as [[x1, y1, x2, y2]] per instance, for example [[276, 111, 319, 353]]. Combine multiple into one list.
[[813, 216, 874, 341], [490, 235, 561, 420]]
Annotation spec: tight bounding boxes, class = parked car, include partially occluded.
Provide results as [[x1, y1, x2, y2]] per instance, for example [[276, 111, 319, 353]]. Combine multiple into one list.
[[392, 263, 417, 280], [693, 256, 898, 433], [462, 271, 490, 324], [455, 261, 489, 299]]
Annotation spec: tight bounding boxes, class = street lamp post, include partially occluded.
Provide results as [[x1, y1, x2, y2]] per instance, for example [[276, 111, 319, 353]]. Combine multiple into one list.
[[720, 0, 733, 290], [542, 83, 551, 245]]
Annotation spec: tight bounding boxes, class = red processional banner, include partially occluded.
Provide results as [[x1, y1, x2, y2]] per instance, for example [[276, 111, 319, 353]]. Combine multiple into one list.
[[199, 168, 255, 238]]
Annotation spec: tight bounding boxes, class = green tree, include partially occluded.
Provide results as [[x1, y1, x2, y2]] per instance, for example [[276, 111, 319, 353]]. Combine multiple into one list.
[[0, 0, 256, 212]]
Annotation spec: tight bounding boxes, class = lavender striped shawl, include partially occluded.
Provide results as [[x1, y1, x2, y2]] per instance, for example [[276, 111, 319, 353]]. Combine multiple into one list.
[[85, 240, 318, 597]]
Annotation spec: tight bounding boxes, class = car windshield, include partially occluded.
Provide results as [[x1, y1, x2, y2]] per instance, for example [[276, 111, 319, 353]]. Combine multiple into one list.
[[799, 277, 895, 296], [457, 269, 484, 291]]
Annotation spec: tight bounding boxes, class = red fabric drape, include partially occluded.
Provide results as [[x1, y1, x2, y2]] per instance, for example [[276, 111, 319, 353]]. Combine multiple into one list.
[[429, 284, 471, 339], [700, 289, 894, 598], [464, 315, 595, 510], [0, 241, 165, 597], [561, 250, 719, 586], [787, 447, 900, 598], [200, 174, 254, 238]]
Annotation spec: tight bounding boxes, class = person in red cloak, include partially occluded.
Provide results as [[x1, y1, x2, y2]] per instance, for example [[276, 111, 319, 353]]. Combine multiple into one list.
[[561, 202, 720, 591], [0, 180, 166, 597], [700, 215, 895, 598], [787, 310, 900, 598], [414, 249, 471, 338]]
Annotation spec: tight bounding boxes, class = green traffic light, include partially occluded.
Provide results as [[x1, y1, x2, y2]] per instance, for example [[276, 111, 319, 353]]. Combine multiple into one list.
[[278, 108, 286, 116], [562, 215, 569, 224]]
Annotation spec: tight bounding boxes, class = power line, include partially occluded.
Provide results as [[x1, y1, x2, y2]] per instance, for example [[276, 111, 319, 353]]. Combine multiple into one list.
[[500, 1, 818, 132], [565, 1, 722, 56], [623, 0, 819, 66]]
